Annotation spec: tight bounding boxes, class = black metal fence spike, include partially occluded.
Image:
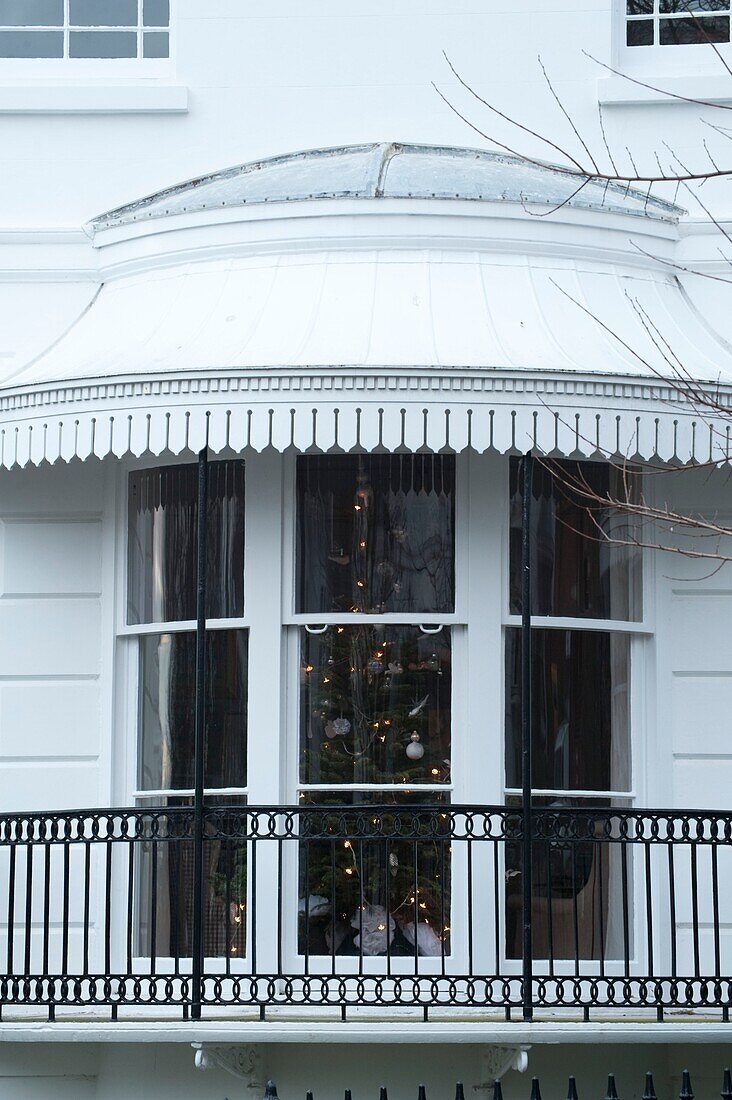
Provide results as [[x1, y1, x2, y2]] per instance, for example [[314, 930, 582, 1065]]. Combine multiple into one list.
[[265, 1082, 279, 1100], [380, 1088, 388, 1100], [306, 1092, 314, 1100], [456, 1084, 466, 1100], [417, 1085, 427, 1100], [680, 1070, 694, 1100], [643, 1073, 657, 1100], [531, 1077, 542, 1100], [605, 1074, 619, 1100], [722, 1069, 732, 1100], [345, 1090, 352, 1100], [493, 1080, 504, 1100], [567, 1076, 579, 1100]]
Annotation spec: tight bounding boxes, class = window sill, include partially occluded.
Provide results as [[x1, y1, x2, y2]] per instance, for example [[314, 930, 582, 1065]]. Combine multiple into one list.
[[0, 81, 188, 113], [598, 72, 732, 106]]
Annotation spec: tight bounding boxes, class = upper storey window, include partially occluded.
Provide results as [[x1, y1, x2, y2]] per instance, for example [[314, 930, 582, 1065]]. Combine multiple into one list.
[[626, 0, 730, 46], [0, 0, 169, 58]]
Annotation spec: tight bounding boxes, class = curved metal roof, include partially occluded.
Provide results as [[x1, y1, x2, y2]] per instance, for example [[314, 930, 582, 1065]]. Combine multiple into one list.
[[89, 142, 681, 231]]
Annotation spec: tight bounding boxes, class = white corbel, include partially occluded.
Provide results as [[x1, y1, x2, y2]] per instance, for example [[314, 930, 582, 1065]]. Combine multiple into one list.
[[473, 1046, 530, 1091], [192, 1043, 264, 1088]]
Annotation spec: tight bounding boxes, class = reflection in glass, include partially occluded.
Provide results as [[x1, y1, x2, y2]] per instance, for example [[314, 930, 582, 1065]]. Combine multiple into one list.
[[69, 0, 137, 24], [128, 461, 245, 625], [138, 630, 248, 791], [0, 29, 63, 53], [659, 14, 729, 40], [505, 628, 630, 793], [296, 455, 455, 615], [137, 797, 247, 960], [298, 792, 450, 958], [0, 0, 63, 24], [505, 797, 631, 961], [509, 458, 641, 621], [299, 625, 451, 785]]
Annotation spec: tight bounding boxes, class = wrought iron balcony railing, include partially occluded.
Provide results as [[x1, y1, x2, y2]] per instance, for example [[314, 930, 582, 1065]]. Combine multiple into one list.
[[1, 803, 731, 1022]]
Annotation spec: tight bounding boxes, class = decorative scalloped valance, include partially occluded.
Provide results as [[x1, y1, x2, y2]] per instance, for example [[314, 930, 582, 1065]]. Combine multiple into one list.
[[0, 373, 728, 469]]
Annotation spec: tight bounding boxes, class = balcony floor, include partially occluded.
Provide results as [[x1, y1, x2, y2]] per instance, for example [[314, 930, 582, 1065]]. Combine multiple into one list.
[[0, 1006, 730, 1044]]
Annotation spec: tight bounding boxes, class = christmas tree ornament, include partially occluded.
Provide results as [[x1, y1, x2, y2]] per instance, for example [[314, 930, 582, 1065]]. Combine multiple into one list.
[[388, 661, 403, 675], [331, 717, 351, 737], [406, 731, 425, 760], [426, 652, 440, 671], [367, 657, 384, 674]]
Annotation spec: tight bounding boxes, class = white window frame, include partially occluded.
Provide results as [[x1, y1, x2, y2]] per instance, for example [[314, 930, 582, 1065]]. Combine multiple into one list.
[[0, 0, 172, 70], [612, 0, 732, 83], [499, 458, 653, 979], [280, 450, 471, 977], [114, 452, 252, 977]]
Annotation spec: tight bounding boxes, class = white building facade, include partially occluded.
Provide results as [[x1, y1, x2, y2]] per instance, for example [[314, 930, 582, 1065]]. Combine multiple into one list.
[[1, 3, 732, 1098]]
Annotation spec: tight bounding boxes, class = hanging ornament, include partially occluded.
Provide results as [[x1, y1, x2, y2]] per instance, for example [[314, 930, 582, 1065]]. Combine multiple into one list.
[[376, 559, 395, 580], [327, 654, 335, 667], [388, 661, 403, 676], [391, 525, 407, 544], [426, 652, 440, 672], [367, 657, 384, 674], [406, 731, 425, 760], [331, 717, 351, 737]]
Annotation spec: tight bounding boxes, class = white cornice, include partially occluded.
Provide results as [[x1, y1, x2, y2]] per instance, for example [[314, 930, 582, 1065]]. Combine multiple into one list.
[[0, 227, 98, 283], [86, 197, 681, 283]]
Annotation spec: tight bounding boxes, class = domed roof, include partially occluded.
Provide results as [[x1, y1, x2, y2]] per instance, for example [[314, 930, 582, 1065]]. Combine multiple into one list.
[[89, 141, 680, 231]]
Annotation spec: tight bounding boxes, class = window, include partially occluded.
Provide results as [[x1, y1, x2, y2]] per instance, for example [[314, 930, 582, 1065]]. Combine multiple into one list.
[[626, 0, 730, 47], [0, 0, 169, 58], [127, 460, 247, 961], [295, 455, 456, 960], [505, 459, 639, 963]]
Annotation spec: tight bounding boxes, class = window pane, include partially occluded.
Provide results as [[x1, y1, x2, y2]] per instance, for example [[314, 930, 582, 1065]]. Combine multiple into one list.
[[137, 796, 247, 960], [128, 461, 245, 625], [505, 628, 630, 792], [627, 0, 653, 11], [509, 459, 641, 621], [298, 791, 450, 958], [627, 18, 655, 42], [300, 625, 451, 785], [69, 0, 137, 25], [659, 13, 729, 39], [0, 28, 62, 53], [138, 630, 248, 791], [660, 0, 728, 10], [0, 0, 62, 25], [297, 455, 455, 615], [69, 29, 136, 55], [142, 28, 167, 55], [143, 0, 169, 25]]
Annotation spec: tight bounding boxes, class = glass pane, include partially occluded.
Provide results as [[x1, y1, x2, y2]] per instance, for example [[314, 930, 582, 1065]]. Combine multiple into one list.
[[626, 0, 653, 10], [128, 461, 245, 625], [143, 0, 168, 24], [69, 29, 136, 55], [69, 0, 137, 25], [137, 796, 247, 960], [300, 625, 451, 785], [505, 797, 631, 961], [505, 628, 630, 792], [0, 28, 62, 53], [659, 13, 729, 39], [660, 0, 728, 10], [296, 455, 455, 615], [142, 28, 167, 55], [138, 630, 248, 791], [0, 0, 63, 25], [627, 18, 655, 42], [298, 791, 450, 958], [509, 458, 642, 621]]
